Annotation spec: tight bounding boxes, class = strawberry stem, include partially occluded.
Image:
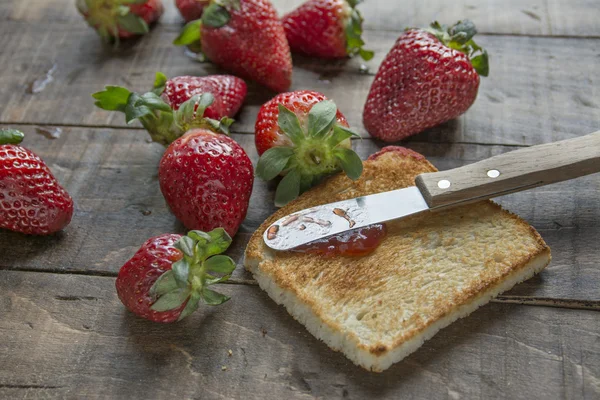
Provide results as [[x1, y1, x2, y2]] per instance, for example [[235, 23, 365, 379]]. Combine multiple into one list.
[[423, 20, 489, 77], [149, 228, 236, 321]]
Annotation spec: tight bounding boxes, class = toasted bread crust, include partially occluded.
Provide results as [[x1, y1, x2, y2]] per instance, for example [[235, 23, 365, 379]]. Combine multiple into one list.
[[245, 148, 551, 371]]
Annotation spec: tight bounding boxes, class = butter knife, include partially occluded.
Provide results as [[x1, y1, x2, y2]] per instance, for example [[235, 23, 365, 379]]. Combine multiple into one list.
[[263, 130, 600, 251]]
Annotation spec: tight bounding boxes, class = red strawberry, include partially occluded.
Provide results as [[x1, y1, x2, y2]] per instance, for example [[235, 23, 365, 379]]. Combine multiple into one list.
[[159, 129, 254, 237], [174, 0, 293, 92], [363, 20, 489, 142], [116, 229, 236, 323], [282, 0, 372, 60], [161, 74, 247, 118], [176, 0, 209, 22], [93, 72, 246, 145], [255, 90, 363, 206], [76, 0, 164, 42], [0, 129, 73, 235]]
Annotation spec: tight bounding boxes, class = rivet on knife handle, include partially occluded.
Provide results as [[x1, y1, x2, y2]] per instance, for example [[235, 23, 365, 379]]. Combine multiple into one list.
[[415, 130, 600, 209]]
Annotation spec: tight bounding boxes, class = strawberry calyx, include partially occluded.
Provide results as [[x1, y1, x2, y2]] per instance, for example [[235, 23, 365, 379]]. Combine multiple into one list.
[[76, 0, 150, 43], [344, 0, 374, 61], [149, 228, 236, 321], [173, 0, 240, 51], [92, 72, 233, 145], [423, 20, 489, 77], [256, 100, 363, 207], [0, 129, 25, 145]]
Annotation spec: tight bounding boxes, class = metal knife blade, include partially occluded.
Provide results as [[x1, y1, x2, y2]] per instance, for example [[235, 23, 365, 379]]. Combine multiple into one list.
[[263, 186, 429, 251]]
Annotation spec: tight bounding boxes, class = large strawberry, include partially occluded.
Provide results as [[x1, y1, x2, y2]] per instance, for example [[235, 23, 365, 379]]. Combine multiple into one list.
[[76, 0, 164, 43], [174, 0, 292, 92], [159, 129, 254, 237], [176, 0, 209, 22], [0, 129, 73, 235], [93, 72, 246, 145], [255, 90, 362, 206], [116, 229, 236, 323], [282, 0, 372, 60], [363, 20, 489, 142]]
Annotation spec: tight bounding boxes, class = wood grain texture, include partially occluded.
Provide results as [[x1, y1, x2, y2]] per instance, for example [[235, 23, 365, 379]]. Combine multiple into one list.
[[0, 23, 598, 146], [0, 125, 598, 302], [416, 130, 600, 208], [1, 270, 599, 399], [2, 0, 599, 37]]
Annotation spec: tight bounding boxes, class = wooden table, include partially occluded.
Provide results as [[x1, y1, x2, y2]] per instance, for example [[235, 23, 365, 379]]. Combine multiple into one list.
[[1, 0, 599, 398]]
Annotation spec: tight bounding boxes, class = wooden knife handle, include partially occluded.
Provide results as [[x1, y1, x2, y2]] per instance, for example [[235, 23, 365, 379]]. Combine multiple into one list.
[[415, 130, 600, 209]]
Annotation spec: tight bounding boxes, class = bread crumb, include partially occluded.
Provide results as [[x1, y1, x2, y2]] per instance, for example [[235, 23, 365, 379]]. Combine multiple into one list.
[[221, 366, 227, 371], [228, 349, 233, 357]]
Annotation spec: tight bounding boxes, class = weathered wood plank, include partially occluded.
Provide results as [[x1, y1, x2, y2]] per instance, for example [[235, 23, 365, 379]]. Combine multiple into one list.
[[0, 21, 598, 146], [0, 125, 598, 302], [0, 270, 599, 399], [2, 0, 599, 37]]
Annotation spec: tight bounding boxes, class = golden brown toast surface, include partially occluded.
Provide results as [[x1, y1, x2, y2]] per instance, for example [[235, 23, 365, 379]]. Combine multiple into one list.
[[245, 149, 550, 371]]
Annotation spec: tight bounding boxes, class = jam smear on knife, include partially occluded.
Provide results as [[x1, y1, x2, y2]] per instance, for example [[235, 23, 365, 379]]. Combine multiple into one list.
[[292, 224, 387, 257]]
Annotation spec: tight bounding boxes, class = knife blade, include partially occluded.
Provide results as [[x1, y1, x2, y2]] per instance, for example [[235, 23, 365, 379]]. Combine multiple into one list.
[[263, 186, 429, 251], [262, 130, 600, 251]]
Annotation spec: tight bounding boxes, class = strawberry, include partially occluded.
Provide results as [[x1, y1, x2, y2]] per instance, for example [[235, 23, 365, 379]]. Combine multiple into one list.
[[363, 20, 489, 142], [174, 0, 293, 92], [254, 90, 363, 206], [76, 0, 164, 43], [116, 229, 236, 323], [282, 0, 372, 60], [93, 72, 246, 145], [159, 129, 254, 237], [0, 129, 73, 235], [176, 0, 209, 22]]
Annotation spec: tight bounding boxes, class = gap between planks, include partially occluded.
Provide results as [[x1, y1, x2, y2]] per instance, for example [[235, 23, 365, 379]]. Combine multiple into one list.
[[5, 18, 600, 40], [1, 265, 598, 311], [0, 122, 532, 149]]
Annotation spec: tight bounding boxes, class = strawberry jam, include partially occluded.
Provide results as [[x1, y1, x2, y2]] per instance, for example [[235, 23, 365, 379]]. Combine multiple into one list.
[[293, 224, 387, 257]]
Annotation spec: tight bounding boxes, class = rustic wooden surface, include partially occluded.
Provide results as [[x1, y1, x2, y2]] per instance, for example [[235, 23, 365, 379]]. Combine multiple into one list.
[[0, 0, 599, 398]]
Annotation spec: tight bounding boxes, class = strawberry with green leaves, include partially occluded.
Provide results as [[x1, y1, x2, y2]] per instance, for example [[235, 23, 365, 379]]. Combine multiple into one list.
[[363, 20, 489, 142], [174, 0, 292, 92], [255, 91, 363, 206], [282, 0, 373, 60], [115, 229, 236, 323], [93, 72, 246, 145], [0, 129, 73, 235], [76, 0, 164, 43]]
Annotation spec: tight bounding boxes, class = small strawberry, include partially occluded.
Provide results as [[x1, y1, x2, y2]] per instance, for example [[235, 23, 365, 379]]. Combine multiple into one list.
[[93, 72, 246, 145], [76, 0, 164, 43], [282, 0, 373, 60], [176, 0, 209, 22], [159, 129, 254, 237], [174, 0, 293, 92], [363, 20, 489, 142], [255, 90, 363, 206], [116, 229, 236, 323], [0, 129, 73, 235]]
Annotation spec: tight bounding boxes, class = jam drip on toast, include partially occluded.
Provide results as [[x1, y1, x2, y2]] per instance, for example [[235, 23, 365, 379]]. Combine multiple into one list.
[[292, 224, 387, 257]]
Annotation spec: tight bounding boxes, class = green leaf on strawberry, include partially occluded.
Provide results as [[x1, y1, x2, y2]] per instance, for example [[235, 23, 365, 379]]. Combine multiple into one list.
[[148, 228, 235, 321], [344, 3, 373, 61], [257, 98, 363, 207], [174, 19, 203, 46], [0, 129, 25, 145]]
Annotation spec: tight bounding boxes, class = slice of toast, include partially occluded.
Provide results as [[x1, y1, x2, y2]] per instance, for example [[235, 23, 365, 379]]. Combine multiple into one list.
[[244, 146, 551, 372]]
